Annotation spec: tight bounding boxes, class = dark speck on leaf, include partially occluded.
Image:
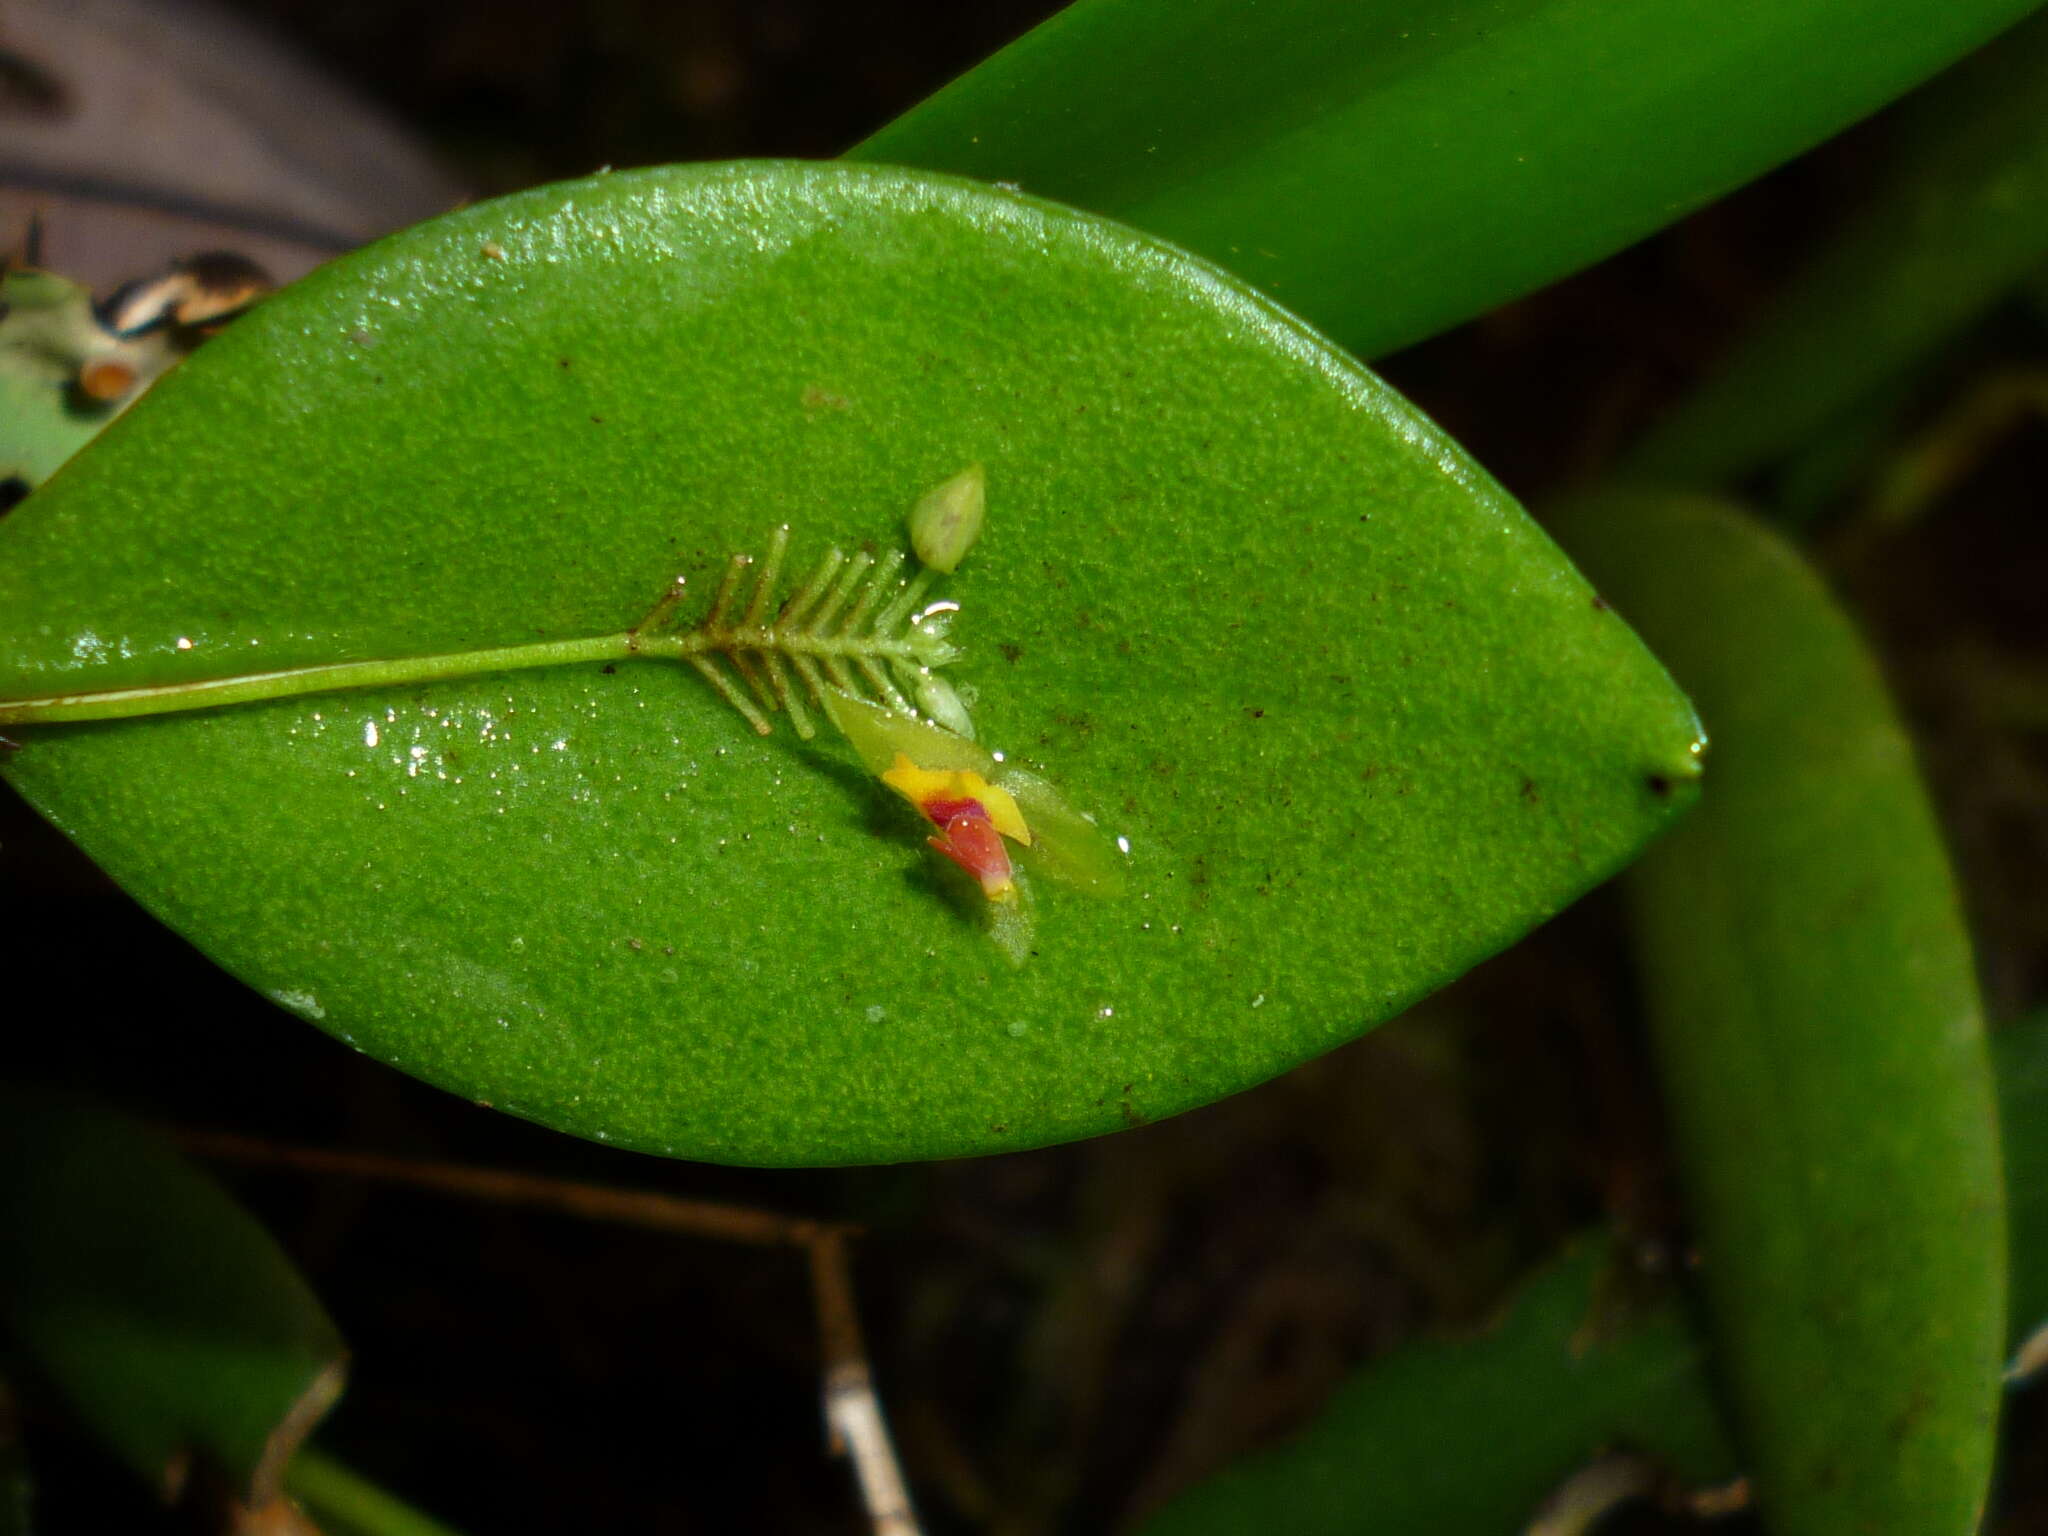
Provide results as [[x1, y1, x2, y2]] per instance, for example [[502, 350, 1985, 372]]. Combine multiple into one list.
[[998, 642, 1022, 664], [1592, 594, 1612, 611], [558, 357, 573, 369], [590, 415, 604, 425], [600, 663, 617, 675], [1647, 773, 1673, 798], [0, 476, 28, 515]]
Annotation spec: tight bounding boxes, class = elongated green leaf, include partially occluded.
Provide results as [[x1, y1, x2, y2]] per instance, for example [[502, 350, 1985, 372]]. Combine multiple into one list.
[[853, 0, 2041, 360], [1556, 492, 2004, 1536], [1135, 1236, 1737, 1536], [1631, 8, 2048, 484], [0, 1084, 345, 1505], [0, 163, 1702, 1165]]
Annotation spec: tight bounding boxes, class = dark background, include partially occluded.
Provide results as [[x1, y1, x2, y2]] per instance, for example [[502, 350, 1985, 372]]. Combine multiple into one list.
[[5, 2, 2047, 1531]]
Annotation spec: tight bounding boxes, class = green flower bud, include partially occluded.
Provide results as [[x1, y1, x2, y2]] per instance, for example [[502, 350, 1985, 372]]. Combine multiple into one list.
[[907, 463, 986, 573]]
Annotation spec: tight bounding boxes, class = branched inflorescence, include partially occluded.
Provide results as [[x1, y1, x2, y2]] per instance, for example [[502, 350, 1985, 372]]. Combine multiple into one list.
[[631, 525, 969, 740]]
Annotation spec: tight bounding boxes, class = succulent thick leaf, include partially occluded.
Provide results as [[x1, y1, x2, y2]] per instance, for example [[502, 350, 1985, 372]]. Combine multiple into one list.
[[1558, 492, 2004, 1536], [0, 1085, 344, 1505], [855, 0, 2042, 359], [0, 163, 1701, 1165]]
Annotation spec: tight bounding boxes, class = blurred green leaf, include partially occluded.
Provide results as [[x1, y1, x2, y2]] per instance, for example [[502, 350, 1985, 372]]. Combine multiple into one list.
[[0, 163, 1703, 1165], [1137, 1013, 2048, 1534], [1134, 1236, 1737, 1536], [854, 0, 2042, 359], [1631, 8, 2048, 484], [1556, 491, 2004, 1536], [0, 269, 138, 493], [0, 1085, 344, 1506]]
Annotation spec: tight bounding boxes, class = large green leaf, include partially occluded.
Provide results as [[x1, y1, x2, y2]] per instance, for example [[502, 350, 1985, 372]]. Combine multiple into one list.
[[1557, 491, 2004, 1536], [0, 1084, 345, 1506], [0, 163, 1701, 1165], [853, 0, 2042, 359]]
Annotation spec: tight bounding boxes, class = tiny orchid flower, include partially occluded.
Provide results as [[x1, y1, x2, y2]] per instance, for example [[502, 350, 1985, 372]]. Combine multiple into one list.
[[879, 754, 1031, 902], [824, 689, 1128, 916]]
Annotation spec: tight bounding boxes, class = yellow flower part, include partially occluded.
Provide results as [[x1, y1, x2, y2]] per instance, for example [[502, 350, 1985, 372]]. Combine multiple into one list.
[[880, 754, 1033, 845]]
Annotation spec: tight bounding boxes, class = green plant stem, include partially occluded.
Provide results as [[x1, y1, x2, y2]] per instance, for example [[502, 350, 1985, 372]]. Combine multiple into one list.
[[0, 626, 926, 728], [285, 1448, 465, 1536]]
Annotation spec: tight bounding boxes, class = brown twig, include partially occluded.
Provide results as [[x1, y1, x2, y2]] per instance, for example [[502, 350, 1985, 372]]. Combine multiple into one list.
[[174, 1128, 850, 1248], [810, 1229, 923, 1536]]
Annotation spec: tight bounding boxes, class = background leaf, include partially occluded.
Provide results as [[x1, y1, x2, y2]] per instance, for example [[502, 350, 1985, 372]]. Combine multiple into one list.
[[1557, 491, 2004, 1536], [1628, 7, 2048, 486], [0, 162, 1701, 1165], [0, 1084, 345, 1506], [1134, 1235, 1737, 1536], [1134, 1012, 2048, 1535], [854, 0, 2043, 359]]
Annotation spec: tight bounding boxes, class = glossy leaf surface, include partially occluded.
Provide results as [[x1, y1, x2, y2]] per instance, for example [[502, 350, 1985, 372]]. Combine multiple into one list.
[[1632, 9, 2048, 483], [0, 1085, 344, 1504], [855, 0, 2041, 359], [0, 163, 1702, 1165], [1558, 492, 2004, 1536]]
